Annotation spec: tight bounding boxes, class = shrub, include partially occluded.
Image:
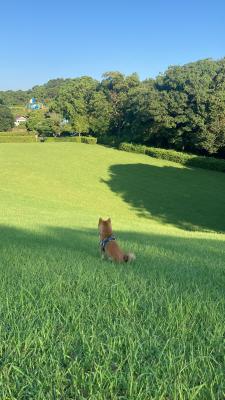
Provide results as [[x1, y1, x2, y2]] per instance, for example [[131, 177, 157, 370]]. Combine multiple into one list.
[[80, 136, 97, 144], [119, 143, 225, 173], [0, 129, 30, 136], [45, 136, 81, 143], [0, 136, 35, 143], [0, 135, 97, 144], [187, 156, 225, 172], [45, 136, 97, 144], [98, 135, 121, 147], [119, 142, 147, 154]]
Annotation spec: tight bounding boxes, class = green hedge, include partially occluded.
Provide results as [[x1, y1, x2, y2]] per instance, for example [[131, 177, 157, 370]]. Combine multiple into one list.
[[45, 136, 97, 144], [0, 135, 97, 144], [119, 143, 225, 173], [0, 130, 31, 136], [98, 135, 120, 147], [0, 136, 35, 143]]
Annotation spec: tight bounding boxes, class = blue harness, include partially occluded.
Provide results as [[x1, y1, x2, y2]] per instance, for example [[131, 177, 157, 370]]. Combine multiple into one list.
[[100, 235, 116, 252]]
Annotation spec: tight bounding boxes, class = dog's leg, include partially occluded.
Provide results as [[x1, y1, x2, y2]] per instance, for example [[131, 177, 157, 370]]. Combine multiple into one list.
[[100, 247, 106, 260]]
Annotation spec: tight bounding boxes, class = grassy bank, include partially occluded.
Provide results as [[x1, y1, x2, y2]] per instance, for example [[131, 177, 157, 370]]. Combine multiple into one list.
[[0, 143, 224, 399]]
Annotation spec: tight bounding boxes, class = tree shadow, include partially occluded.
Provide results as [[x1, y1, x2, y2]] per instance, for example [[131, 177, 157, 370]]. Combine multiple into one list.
[[0, 225, 98, 262], [104, 163, 225, 233]]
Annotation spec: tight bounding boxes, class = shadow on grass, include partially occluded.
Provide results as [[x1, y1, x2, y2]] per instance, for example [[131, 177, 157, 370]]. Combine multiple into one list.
[[0, 225, 99, 259], [0, 224, 224, 295], [104, 163, 225, 233]]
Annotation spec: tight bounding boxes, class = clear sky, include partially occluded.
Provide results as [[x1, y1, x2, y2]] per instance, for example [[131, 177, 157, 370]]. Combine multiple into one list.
[[1, 0, 225, 90]]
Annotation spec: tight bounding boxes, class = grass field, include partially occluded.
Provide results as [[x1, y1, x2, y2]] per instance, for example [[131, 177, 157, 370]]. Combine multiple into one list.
[[0, 143, 225, 399], [9, 106, 27, 117]]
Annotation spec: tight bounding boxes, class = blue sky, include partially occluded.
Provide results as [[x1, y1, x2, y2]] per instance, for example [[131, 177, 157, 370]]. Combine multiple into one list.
[[1, 0, 225, 90]]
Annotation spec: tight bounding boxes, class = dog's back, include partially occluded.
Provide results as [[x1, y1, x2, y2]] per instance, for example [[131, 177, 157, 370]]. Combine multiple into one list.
[[98, 218, 135, 263]]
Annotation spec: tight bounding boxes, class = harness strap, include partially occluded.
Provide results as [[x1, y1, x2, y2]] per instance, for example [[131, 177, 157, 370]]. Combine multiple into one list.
[[100, 235, 116, 251]]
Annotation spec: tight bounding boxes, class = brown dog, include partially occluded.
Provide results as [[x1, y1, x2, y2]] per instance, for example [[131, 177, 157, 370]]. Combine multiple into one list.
[[98, 218, 135, 263]]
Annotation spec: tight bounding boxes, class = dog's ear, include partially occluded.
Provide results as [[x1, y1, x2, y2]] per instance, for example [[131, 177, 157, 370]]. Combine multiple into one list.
[[107, 218, 111, 223], [99, 217, 102, 223]]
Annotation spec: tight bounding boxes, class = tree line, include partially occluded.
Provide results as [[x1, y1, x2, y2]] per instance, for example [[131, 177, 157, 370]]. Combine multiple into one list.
[[1, 58, 225, 157]]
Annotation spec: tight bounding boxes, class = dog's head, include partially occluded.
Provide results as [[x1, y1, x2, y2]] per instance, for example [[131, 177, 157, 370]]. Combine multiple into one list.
[[98, 217, 112, 238]]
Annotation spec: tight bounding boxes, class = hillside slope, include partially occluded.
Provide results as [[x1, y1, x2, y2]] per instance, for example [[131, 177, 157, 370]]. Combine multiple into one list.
[[0, 143, 224, 399]]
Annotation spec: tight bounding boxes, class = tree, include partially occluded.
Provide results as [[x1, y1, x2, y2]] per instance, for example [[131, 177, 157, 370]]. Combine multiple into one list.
[[36, 119, 58, 137], [26, 110, 61, 136], [122, 80, 168, 144], [154, 59, 225, 154], [0, 90, 30, 106], [100, 72, 140, 136], [1, 60, 225, 156], [53, 76, 98, 133], [88, 92, 112, 135], [0, 105, 14, 131], [26, 110, 46, 131]]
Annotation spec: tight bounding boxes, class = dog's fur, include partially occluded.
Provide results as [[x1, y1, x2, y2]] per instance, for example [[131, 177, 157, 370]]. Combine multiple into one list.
[[98, 218, 135, 263]]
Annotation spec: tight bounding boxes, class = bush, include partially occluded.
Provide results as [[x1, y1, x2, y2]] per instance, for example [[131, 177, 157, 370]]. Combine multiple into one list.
[[0, 129, 30, 136], [119, 143, 225, 173], [80, 136, 97, 144], [187, 156, 225, 172], [0, 136, 35, 143], [0, 135, 97, 144], [98, 135, 121, 147], [45, 136, 97, 144], [45, 137, 81, 143], [119, 142, 147, 154]]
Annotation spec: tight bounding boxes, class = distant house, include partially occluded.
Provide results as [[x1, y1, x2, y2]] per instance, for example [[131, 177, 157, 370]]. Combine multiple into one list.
[[26, 98, 42, 110], [61, 118, 70, 126], [15, 116, 27, 127]]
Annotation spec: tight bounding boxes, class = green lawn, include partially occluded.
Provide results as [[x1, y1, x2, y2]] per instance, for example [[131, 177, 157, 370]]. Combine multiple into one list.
[[9, 105, 27, 117], [0, 143, 224, 399]]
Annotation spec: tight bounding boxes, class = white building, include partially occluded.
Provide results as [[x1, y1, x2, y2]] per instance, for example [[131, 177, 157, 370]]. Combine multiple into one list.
[[15, 116, 27, 127]]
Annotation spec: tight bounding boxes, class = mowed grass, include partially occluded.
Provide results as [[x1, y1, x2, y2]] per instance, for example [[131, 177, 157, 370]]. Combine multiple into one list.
[[0, 143, 225, 400]]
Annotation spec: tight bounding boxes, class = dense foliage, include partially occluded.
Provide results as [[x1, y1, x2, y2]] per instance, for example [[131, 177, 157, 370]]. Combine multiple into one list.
[[119, 143, 225, 173], [1, 58, 225, 156], [0, 105, 14, 131], [25, 110, 61, 136]]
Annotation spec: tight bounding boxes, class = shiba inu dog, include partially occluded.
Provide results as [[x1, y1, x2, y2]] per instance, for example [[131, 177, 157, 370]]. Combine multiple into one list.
[[98, 218, 135, 263]]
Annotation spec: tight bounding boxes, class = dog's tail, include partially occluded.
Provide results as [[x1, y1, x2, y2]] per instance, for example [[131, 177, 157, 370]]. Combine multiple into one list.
[[123, 253, 136, 263]]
